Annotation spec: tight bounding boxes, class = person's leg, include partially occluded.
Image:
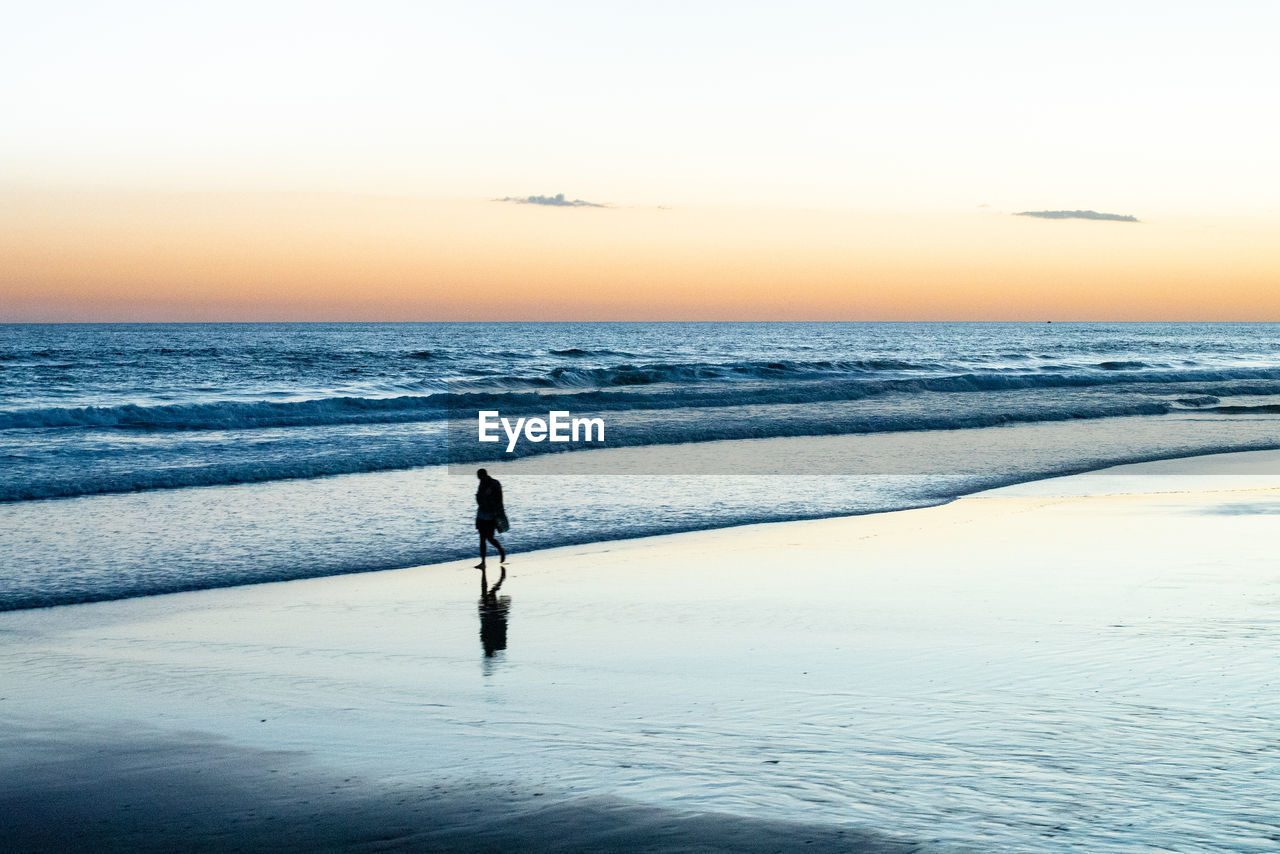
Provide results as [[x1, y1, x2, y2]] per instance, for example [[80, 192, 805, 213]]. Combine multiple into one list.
[[488, 534, 506, 563], [476, 530, 488, 569]]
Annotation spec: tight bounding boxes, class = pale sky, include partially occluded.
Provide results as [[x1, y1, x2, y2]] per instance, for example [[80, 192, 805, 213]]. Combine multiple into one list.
[[2, 1, 1278, 319]]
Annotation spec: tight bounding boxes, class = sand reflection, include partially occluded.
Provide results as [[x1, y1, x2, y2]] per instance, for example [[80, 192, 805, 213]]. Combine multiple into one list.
[[479, 567, 510, 669]]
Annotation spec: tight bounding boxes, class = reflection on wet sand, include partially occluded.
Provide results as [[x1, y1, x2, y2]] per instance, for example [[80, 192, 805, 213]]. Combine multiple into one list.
[[479, 567, 510, 666]]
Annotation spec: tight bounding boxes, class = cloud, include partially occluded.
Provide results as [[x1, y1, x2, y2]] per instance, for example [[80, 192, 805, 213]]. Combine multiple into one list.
[[498, 193, 606, 208], [1015, 209, 1139, 222]]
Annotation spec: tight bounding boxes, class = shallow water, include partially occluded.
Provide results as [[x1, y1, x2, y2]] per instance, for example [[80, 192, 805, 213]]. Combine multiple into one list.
[[7, 410, 1280, 611]]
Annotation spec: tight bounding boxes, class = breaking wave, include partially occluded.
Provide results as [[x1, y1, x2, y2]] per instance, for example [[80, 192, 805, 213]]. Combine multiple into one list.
[[7, 364, 1280, 432]]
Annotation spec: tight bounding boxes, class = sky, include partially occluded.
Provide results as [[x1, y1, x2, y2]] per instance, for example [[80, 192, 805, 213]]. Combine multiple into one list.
[[2, 0, 1277, 320]]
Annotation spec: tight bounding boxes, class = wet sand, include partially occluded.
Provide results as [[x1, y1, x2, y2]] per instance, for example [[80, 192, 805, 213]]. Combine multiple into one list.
[[3, 452, 1280, 852]]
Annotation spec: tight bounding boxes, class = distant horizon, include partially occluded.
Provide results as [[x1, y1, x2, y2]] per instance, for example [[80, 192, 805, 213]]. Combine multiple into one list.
[[7, 318, 1280, 325]]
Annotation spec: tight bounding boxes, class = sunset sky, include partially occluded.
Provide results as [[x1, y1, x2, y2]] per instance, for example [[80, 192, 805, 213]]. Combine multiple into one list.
[[3, 1, 1277, 320]]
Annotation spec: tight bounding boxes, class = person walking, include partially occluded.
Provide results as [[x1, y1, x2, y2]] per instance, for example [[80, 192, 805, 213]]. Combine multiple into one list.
[[474, 468, 507, 569]]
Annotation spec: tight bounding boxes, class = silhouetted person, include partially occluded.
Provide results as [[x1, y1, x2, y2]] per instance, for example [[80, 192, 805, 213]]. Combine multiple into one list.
[[474, 468, 507, 569], [478, 565, 509, 659]]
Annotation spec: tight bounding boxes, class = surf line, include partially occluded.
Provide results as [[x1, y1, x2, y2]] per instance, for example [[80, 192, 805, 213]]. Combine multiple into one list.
[[478, 410, 606, 453]]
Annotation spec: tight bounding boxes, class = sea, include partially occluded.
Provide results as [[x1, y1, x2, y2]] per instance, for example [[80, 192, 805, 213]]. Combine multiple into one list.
[[4, 321, 1280, 611]]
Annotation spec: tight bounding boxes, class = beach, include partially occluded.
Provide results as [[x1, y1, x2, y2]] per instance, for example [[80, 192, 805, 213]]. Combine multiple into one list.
[[9, 0, 1279, 847], [3, 451, 1278, 852]]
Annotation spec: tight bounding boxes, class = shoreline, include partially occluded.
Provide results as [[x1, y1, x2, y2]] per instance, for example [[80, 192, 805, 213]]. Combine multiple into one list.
[[9, 439, 1280, 614], [3, 449, 1280, 851]]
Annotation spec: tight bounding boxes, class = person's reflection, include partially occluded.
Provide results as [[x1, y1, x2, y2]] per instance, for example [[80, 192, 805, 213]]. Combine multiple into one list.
[[478, 566, 510, 665]]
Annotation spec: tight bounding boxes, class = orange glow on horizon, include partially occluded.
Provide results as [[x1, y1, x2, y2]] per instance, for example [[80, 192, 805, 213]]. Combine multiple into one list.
[[2, 189, 1277, 322]]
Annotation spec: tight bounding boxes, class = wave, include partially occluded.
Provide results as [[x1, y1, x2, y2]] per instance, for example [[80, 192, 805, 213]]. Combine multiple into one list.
[[539, 358, 942, 385], [507, 360, 1280, 391], [0, 395, 446, 431], [0, 397, 1215, 501], [463, 360, 1280, 395], [8, 366, 1280, 432], [0, 350, 60, 360], [448, 358, 948, 391], [0, 440, 446, 502], [1209, 404, 1280, 414], [548, 347, 636, 357]]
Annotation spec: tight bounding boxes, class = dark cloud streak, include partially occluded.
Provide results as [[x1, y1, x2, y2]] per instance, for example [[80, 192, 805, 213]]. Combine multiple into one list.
[[498, 193, 606, 208], [1016, 210, 1139, 222]]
